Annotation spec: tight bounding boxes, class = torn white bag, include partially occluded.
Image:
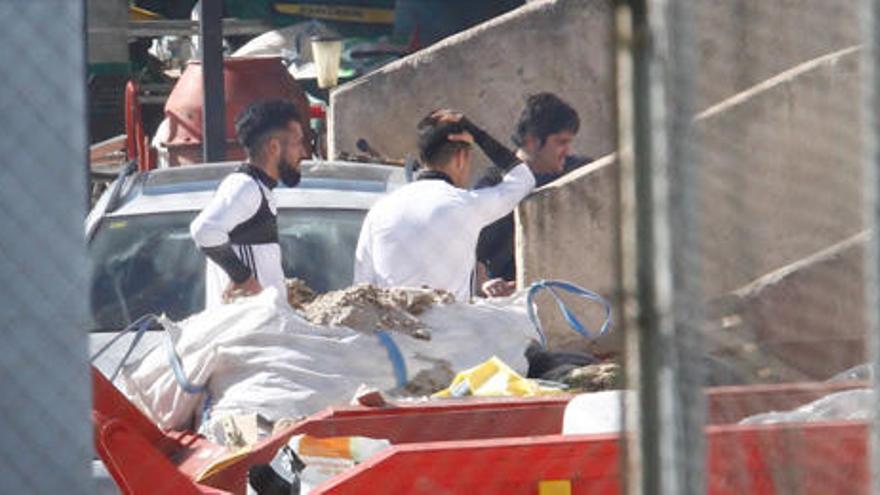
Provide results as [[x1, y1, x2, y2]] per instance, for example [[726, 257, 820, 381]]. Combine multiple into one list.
[[119, 288, 539, 431]]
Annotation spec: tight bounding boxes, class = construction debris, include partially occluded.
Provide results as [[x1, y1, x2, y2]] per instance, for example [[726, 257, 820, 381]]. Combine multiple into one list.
[[285, 278, 318, 309], [287, 280, 454, 339], [561, 362, 622, 392]]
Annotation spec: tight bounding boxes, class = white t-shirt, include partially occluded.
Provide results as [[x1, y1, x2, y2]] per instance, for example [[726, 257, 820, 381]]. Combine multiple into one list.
[[354, 163, 536, 301], [190, 171, 286, 309]]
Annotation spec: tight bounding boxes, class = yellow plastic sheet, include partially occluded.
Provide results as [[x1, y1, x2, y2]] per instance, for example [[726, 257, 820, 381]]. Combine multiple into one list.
[[433, 356, 565, 398]]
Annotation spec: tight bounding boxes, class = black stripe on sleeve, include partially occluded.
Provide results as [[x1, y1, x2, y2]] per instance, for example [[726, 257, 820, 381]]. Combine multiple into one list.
[[202, 244, 252, 284]]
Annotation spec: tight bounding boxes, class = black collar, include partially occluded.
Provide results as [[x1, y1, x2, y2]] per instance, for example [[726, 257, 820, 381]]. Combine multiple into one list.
[[416, 170, 455, 186], [237, 163, 278, 190]]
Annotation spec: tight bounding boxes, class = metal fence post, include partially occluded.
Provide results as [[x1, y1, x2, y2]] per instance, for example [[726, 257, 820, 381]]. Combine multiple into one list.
[[201, 0, 226, 163], [862, 1, 880, 493], [0, 0, 91, 492], [618, 0, 703, 493]]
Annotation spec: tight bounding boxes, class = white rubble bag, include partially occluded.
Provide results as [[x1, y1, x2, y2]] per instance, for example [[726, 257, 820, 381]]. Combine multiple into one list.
[[119, 288, 540, 433]]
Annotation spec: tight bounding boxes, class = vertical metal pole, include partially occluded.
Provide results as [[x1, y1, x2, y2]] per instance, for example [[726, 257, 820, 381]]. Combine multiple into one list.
[[201, 0, 226, 163], [862, 1, 880, 492], [617, 0, 651, 492], [0, 0, 91, 492], [618, 0, 703, 493], [658, 1, 704, 493]]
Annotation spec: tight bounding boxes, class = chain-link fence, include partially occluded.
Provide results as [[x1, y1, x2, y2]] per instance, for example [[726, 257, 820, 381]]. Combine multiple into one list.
[[0, 1, 92, 494], [10, 0, 880, 493], [618, 0, 878, 493]]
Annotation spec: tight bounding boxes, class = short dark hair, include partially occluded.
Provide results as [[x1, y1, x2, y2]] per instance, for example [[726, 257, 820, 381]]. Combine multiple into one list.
[[234, 99, 302, 158], [511, 93, 580, 148], [416, 113, 471, 168]]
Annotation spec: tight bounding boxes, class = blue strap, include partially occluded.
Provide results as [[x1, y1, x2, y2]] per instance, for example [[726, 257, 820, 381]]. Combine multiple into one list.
[[91, 313, 211, 424], [376, 330, 408, 388], [526, 280, 613, 348], [162, 330, 213, 424], [162, 332, 208, 395], [90, 314, 157, 382]]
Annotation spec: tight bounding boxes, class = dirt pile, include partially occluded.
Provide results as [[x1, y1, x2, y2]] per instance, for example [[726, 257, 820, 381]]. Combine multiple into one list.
[[287, 280, 454, 339]]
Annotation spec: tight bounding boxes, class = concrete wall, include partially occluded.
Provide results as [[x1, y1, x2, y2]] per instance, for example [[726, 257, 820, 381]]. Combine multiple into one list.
[[329, 0, 617, 169], [694, 0, 859, 109], [696, 47, 863, 295], [516, 155, 619, 354], [329, 0, 859, 167], [328, 0, 864, 356], [518, 47, 863, 353], [717, 232, 867, 380]]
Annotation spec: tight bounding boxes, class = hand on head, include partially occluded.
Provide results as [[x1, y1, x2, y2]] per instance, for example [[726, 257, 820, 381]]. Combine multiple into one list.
[[430, 108, 464, 124], [429, 109, 474, 145]]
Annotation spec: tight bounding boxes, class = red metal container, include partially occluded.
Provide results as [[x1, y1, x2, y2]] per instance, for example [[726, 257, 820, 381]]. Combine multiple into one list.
[[92, 364, 870, 495], [163, 56, 312, 166]]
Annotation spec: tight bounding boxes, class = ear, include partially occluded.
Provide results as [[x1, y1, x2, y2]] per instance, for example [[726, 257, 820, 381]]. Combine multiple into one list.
[[267, 136, 282, 157]]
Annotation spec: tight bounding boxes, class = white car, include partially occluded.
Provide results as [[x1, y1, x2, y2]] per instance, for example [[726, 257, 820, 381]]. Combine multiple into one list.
[[87, 160, 407, 375]]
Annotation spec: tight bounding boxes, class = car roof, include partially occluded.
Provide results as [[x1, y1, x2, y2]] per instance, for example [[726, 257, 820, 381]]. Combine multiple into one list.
[[108, 188, 383, 216], [141, 160, 406, 194], [102, 159, 408, 217]]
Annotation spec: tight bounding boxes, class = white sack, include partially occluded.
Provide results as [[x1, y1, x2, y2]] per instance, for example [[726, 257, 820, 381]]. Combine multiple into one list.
[[120, 288, 539, 431]]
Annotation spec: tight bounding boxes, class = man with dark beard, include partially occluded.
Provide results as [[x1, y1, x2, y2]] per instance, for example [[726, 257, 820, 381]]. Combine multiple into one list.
[[190, 100, 307, 308]]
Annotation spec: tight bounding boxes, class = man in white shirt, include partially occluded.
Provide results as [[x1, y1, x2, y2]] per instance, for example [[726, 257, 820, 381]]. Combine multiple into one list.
[[190, 100, 307, 308], [353, 110, 536, 301]]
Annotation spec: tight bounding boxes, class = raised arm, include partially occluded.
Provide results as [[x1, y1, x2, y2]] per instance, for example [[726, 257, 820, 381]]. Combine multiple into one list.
[[467, 163, 536, 227], [430, 110, 519, 171]]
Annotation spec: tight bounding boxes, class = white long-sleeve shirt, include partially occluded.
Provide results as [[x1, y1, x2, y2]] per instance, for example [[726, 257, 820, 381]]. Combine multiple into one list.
[[190, 167, 286, 309], [354, 163, 536, 301]]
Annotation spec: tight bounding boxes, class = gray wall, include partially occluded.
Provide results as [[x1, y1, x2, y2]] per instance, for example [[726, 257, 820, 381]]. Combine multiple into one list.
[[717, 232, 868, 380], [329, 0, 864, 355], [329, 0, 617, 169], [516, 155, 619, 354], [518, 47, 863, 353], [330, 0, 860, 165], [696, 47, 862, 295], [694, 0, 859, 109]]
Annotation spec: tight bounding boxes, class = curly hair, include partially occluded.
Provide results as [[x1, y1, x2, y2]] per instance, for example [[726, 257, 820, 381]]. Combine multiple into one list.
[[511, 93, 579, 148], [234, 99, 302, 158]]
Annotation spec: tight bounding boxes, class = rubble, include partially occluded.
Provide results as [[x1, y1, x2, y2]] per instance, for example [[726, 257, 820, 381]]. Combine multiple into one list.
[[288, 280, 454, 339], [561, 362, 621, 392], [399, 360, 456, 397], [285, 278, 317, 309]]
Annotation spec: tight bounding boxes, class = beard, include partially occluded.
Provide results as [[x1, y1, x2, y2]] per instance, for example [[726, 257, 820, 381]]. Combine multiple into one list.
[[278, 157, 302, 187]]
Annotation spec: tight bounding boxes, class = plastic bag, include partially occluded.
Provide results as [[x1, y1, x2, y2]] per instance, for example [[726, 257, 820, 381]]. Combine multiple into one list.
[[246, 434, 390, 495], [433, 356, 565, 398], [739, 388, 874, 425]]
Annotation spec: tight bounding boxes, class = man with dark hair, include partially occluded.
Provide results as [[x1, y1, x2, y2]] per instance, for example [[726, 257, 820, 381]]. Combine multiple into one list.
[[476, 92, 589, 297], [191, 99, 307, 308], [353, 109, 535, 301]]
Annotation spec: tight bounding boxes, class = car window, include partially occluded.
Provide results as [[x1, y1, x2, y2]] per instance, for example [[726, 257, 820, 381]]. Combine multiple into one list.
[[87, 208, 365, 331]]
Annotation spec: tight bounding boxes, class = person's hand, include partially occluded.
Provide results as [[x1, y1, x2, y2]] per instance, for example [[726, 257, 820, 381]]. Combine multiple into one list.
[[223, 276, 262, 303], [431, 108, 464, 124], [482, 278, 516, 298], [431, 109, 476, 144]]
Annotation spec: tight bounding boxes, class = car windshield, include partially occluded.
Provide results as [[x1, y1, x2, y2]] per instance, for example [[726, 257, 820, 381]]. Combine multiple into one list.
[[87, 208, 365, 331]]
